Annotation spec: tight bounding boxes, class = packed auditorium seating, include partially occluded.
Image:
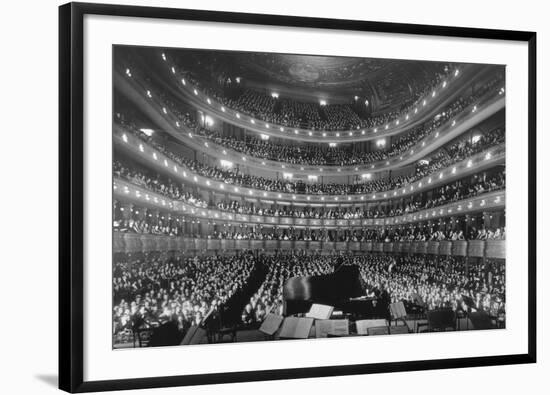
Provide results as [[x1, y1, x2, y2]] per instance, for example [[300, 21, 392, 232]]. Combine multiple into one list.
[[114, 160, 208, 208], [111, 251, 505, 338], [189, 81, 504, 166], [113, 251, 257, 343], [356, 255, 505, 315], [241, 254, 505, 325], [114, 154, 504, 221], [243, 253, 335, 323], [208, 225, 505, 242], [113, 47, 506, 347], [126, 66, 503, 168], [117, 113, 504, 196], [166, 56, 456, 131]]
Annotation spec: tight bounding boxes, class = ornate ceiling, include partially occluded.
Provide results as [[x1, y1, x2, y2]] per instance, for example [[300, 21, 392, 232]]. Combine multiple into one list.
[[149, 48, 455, 108], [239, 54, 388, 88]]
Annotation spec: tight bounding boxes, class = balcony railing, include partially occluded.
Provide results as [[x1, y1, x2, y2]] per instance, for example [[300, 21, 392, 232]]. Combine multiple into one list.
[[115, 67, 505, 176], [113, 233, 505, 259], [171, 90, 505, 176], [157, 58, 485, 141], [114, 177, 505, 228], [114, 126, 505, 204]]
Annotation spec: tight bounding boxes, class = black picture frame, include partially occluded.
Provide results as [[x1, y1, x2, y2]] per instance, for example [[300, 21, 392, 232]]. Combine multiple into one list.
[[59, 2, 537, 392]]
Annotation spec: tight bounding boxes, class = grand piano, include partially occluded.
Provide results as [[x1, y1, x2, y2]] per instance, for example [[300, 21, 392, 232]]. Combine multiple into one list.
[[282, 264, 389, 319]]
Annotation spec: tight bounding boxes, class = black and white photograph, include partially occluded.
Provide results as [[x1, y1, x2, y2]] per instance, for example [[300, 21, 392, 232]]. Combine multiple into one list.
[[112, 46, 506, 349], [0, 0, 544, 393]]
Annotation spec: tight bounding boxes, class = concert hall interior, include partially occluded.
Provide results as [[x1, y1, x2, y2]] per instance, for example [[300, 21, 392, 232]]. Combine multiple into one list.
[[112, 46, 506, 348]]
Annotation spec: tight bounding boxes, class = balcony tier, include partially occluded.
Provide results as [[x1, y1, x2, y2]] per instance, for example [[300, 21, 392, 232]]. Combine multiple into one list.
[[115, 68, 504, 176], [154, 58, 489, 141], [114, 233, 505, 260], [114, 177, 505, 228], [114, 125, 505, 203]]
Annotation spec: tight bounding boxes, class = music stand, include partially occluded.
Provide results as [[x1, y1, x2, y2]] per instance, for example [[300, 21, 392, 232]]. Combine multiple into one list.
[[259, 313, 284, 340], [389, 301, 412, 332], [305, 304, 334, 320], [278, 317, 314, 339]]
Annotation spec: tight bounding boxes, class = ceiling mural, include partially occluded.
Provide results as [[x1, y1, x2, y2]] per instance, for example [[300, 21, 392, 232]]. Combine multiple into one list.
[[240, 54, 389, 88], [152, 48, 454, 108]]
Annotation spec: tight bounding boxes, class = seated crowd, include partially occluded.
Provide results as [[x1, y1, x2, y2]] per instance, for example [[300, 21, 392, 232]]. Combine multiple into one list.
[[116, 113, 504, 196], [113, 57, 507, 347], [112, 249, 505, 343], [412, 127, 505, 181], [209, 224, 505, 242], [127, 60, 501, 163], [356, 255, 505, 316], [113, 199, 185, 236], [114, 145, 505, 222], [191, 79, 503, 167], [113, 251, 256, 343], [242, 252, 335, 324], [382, 170, 505, 217], [239, 253, 505, 326], [168, 59, 454, 131], [215, 169, 504, 219], [114, 160, 208, 208], [360, 225, 506, 242]]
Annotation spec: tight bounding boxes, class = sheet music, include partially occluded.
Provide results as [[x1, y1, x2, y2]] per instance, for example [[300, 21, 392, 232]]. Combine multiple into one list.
[[305, 303, 334, 320], [390, 301, 407, 319]]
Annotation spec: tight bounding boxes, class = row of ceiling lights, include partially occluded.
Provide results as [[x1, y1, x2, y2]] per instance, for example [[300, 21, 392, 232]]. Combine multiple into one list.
[[126, 63, 503, 177], [131, 73, 473, 173], [116, 204, 497, 226], [127, 71, 504, 183], [121, 131, 497, 203], [159, 53, 462, 138]]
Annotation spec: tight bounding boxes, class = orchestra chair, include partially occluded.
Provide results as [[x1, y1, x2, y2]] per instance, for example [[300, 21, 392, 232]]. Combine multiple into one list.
[[205, 308, 237, 343], [131, 317, 153, 347], [415, 319, 429, 333], [426, 309, 457, 332], [205, 313, 221, 343], [132, 328, 151, 347], [367, 326, 390, 336], [216, 326, 238, 342]]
